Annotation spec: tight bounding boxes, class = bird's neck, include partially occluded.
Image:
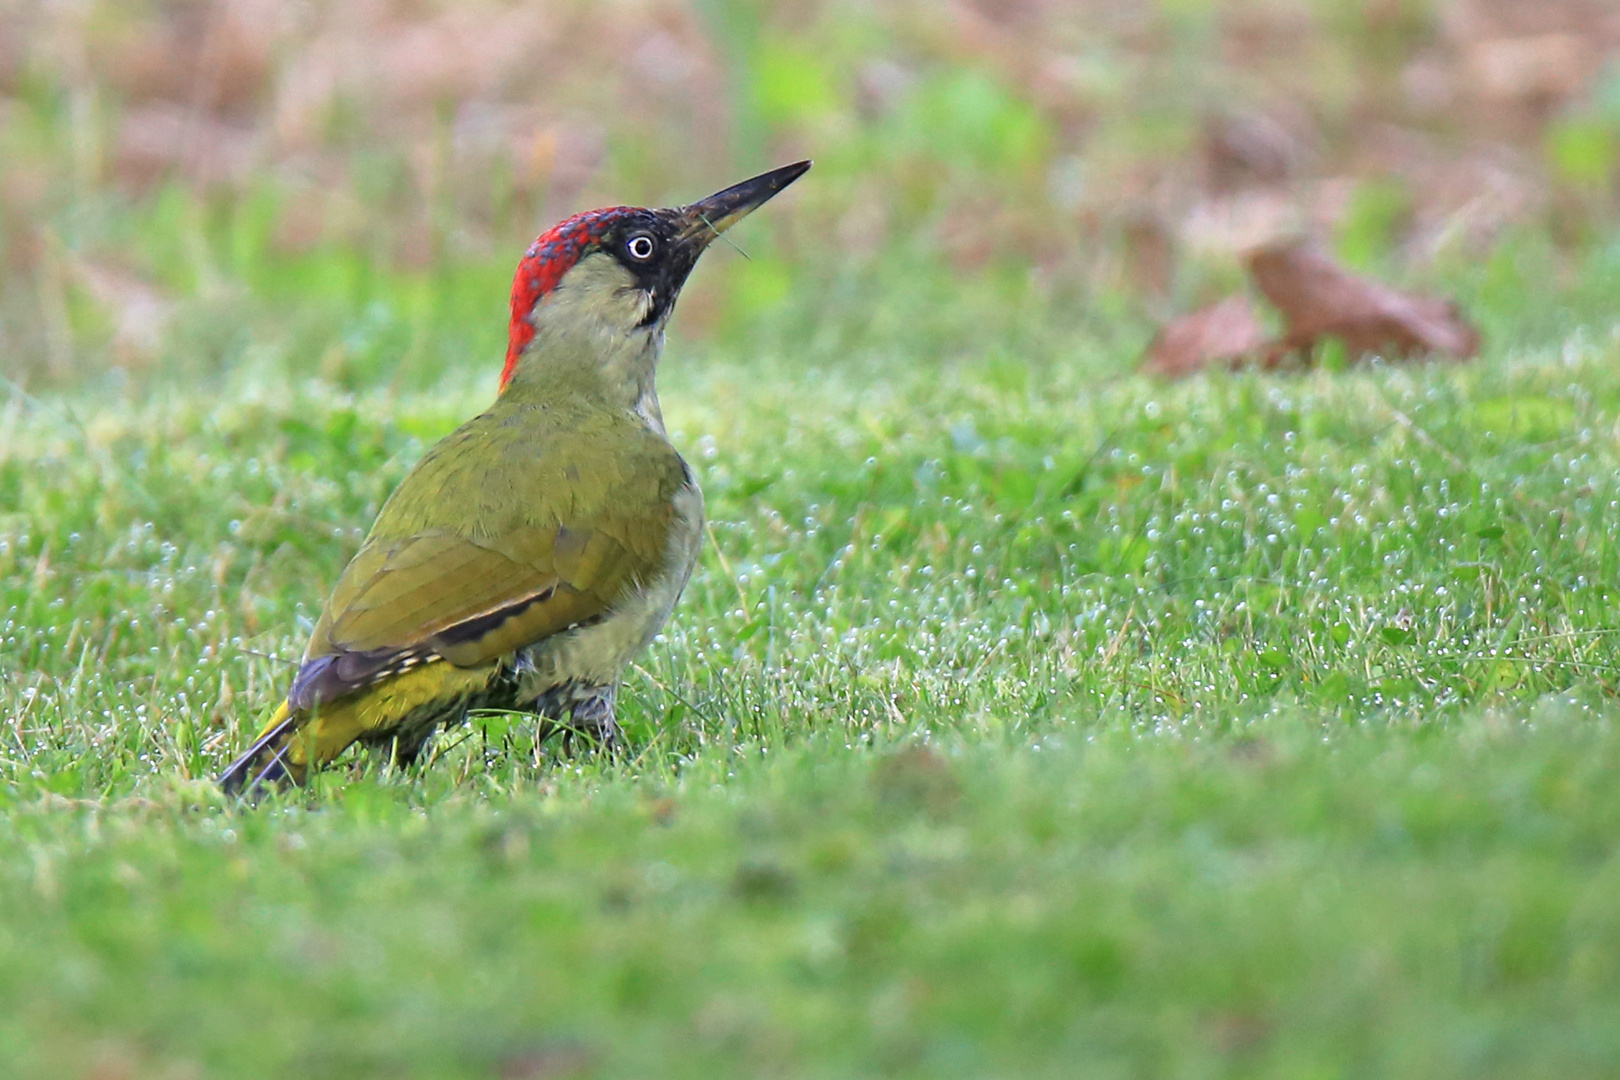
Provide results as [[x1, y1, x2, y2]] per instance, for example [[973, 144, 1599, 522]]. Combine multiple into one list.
[[500, 252, 672, 428], [500, 318, 667, 432]]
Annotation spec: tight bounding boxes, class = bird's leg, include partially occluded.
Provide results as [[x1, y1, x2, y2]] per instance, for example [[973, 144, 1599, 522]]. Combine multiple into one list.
[[391, 731, 432, 772], [567, 685, 620, 753], [527, 681, 570, 750]]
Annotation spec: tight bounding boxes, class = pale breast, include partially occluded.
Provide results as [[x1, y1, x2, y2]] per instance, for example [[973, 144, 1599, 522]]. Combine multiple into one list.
[[516, 477, 704, 695]]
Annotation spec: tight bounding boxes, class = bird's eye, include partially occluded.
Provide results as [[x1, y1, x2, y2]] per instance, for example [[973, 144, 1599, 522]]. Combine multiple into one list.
[[626, 234, 656, 261]]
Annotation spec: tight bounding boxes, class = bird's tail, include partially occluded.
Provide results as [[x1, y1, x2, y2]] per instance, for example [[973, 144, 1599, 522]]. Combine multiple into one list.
[[217, 701, 305, 796]]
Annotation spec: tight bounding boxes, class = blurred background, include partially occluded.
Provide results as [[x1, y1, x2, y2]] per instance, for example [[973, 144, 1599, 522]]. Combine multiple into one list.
[[2, 0, 1620, 391]]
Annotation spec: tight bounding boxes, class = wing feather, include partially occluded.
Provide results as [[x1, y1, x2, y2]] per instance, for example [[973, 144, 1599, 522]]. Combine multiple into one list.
[[285, 410, 693, 712]]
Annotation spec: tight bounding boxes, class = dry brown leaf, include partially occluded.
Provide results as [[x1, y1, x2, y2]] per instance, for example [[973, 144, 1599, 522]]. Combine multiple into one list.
[[94, 0, 279, 117], [1122, 212, 1175, 298], [114, 104, 257, 190], [1464, 34, 1590, 106], [497, 1041, 594, 1080], [69, 259, 175, 366], [1202, 111, 1310, 192], [1141, 295, 1270, 377], [1246, 239, 1480, 362]]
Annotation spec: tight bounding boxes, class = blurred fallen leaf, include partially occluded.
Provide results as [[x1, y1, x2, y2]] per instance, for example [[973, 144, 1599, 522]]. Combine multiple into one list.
[[1246, 238, 1479, 362], [92, 0, 279, 118], [497, 1041, 594, 1080], [1141, 296, 1269, 377], [1465, 34, 1589, 106], [874, 744, 959, 818], [1144, 238, 1481, 378], [1202, 110, 1311, 192], [1178, 190, 1300, 259], [115, 104, 257, 190], [1122, 211, 1175, 298], [0, 24, 21, 95], [69, 259, 175, 365]]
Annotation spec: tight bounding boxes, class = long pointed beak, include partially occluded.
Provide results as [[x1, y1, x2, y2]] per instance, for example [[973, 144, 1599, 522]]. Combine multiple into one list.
[[681, 160, 812, 243]]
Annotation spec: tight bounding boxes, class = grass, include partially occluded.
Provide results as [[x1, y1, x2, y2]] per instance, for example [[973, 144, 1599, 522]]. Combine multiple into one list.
[[6, 291, 1620, 1076], [6, 2, 1620, 1073]]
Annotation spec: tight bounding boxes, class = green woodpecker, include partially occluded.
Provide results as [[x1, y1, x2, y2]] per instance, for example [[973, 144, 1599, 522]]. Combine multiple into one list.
[[219, 161, 811, 793]]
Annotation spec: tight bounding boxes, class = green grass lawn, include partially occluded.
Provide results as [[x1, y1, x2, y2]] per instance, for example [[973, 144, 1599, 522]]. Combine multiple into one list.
[[5, 323, 1620, 1076]]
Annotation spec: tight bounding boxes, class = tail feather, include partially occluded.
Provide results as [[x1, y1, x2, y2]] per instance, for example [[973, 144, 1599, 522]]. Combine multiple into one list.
[[217, 660, 506, 794], [217, 702, 302, 795]]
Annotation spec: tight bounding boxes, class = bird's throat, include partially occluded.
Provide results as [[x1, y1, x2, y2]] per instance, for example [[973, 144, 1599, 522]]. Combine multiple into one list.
[[500, 251, 669, 426], [501, 320, 667, 430]]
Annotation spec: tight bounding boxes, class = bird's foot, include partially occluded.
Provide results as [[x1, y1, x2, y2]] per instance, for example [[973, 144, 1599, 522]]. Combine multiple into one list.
[[389, 731, 432, 773], [563, 686, 620, 755]]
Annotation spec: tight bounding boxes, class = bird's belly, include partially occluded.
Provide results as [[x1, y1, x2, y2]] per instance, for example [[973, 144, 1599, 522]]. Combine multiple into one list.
[[515, 480, 704, 698]]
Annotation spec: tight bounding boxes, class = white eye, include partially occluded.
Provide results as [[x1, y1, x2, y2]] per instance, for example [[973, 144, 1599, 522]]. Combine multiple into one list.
[[626, 234, 655, 261]]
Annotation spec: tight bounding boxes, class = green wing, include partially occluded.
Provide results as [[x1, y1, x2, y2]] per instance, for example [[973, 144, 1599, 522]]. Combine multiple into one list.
[[289, 406, 690, 710]]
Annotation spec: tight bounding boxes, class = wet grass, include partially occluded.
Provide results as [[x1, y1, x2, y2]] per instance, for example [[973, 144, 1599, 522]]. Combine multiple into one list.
[[4, 326, 1620, 1076]]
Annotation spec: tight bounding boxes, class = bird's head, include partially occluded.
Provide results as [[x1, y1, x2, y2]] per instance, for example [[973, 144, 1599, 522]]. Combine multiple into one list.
[[501, 160, 811, 394]]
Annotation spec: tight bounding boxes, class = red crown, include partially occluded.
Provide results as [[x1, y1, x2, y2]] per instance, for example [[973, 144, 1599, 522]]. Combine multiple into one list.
[[502, 206, 635, 390]]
